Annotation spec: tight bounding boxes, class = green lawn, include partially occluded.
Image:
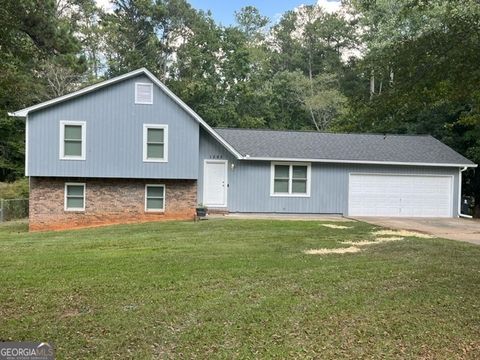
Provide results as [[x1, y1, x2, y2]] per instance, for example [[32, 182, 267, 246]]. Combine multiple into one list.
[[1, 219, 480, 359]]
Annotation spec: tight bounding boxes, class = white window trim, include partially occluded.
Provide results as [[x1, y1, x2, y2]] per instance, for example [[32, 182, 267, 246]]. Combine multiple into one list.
[[64, 182, 86, 212], [145, 184, 166, 212], [135, 82, 153, 104], [143, 124, 168, 162], [59, 120, 86, 160], [270, 162, 311, 197]]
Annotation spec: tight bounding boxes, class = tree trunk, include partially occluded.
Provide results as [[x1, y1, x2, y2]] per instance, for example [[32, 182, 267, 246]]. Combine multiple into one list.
[[308, 48, 314, 96], [309, 108, 320, 132], [307, 46, 320, 131], [92, 48, 98, 79], [370, 70, 375, 100]]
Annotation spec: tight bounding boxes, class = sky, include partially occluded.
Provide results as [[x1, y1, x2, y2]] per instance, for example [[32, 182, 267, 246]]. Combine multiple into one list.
[[189, 0, 312, 25], [95, 0, 342, 25]]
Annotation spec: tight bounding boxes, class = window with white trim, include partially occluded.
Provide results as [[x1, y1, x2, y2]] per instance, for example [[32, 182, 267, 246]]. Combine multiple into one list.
[[143, 124, 168, 162], [65, 183, 85, 211], [60, 121, 86, 160], [145, 185, 165, 212], [271, 163, 311, 196], [135, 83, 153, 104]]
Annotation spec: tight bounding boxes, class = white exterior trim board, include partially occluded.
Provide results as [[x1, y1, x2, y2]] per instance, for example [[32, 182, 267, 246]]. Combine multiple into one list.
[[25, 116, 29, 176], [243, 156, 476, 168]]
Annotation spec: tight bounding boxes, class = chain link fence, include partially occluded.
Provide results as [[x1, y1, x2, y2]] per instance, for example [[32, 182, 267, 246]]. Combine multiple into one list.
[[0, 199, 29, 222]]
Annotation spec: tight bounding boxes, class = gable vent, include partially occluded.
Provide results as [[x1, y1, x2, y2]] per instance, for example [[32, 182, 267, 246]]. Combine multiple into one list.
[[135, 83, 153, 104]]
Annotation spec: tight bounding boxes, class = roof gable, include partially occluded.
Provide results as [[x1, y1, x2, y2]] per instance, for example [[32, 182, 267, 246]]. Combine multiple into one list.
[[10, 68, 242, 159]]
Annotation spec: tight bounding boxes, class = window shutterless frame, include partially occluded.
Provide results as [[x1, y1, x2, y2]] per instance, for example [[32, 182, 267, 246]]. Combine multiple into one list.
[[270, 162, 311, 197], [145, 184, 166, 212], [64, 182, 86, 211], [135, 83, 153, 104], [143, 124, 168, 162], [59, 120, 86, 160]]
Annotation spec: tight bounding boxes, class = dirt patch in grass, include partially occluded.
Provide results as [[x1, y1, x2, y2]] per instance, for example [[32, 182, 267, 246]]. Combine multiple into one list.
[[342, 237, 404, 246], [304, 246, 361, 255], [321, 224, 352, 229], [306, 236, 406, 255], [373, 230, 433, 239]]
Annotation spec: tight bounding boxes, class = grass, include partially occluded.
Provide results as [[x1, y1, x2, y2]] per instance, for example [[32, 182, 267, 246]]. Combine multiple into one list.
[[0, 178, 29, 199], [1, 219, 480, 359]]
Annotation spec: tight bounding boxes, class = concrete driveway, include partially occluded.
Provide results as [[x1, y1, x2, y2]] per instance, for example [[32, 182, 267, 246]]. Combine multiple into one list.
[[354, 217, 480, 245]]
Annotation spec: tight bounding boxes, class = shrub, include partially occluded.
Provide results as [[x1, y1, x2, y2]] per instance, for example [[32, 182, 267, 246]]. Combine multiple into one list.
[[0, 178, 29, 200]]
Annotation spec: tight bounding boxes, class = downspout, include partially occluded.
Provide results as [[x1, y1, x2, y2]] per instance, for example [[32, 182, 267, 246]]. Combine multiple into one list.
[[458, 167, 472, 218]]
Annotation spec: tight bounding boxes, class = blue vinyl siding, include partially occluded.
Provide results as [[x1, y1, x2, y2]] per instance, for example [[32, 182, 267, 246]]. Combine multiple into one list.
[[27, 75, 199, 179], [199, 129, 460, 216], [26, 70, 462, 217]]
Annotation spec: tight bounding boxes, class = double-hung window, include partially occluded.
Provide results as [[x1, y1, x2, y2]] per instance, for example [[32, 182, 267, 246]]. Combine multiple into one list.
[[64, 183, 86, 211], [271, 162, 311, 197], [145, 185, 165, 212], [143, 124, 168, 162], [60, 121, 86, 160]]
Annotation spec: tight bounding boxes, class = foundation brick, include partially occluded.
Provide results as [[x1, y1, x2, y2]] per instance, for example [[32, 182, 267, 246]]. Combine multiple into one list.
[[29, 177, 197, 231]]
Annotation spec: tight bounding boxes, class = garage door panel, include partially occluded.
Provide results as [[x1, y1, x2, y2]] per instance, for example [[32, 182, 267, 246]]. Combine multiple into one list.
[[348, 174, 453, 217]]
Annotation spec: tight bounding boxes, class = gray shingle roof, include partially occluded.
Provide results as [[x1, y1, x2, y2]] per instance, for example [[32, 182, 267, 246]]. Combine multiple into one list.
[[214, 128, 475, 166]]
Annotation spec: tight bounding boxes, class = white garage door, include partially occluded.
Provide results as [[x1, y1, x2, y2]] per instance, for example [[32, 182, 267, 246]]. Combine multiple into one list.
[[348, 174, 453, 217]]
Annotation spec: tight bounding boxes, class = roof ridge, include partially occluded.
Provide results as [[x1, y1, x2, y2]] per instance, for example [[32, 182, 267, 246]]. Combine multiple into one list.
[[214, 127, 433, 138]]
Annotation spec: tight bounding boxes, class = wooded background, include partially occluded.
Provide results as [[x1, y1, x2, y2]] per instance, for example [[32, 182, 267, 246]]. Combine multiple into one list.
[[1, 0, 479, 213]]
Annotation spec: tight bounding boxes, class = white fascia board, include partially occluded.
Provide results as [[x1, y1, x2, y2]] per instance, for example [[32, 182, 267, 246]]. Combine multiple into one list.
[[9, 68, 147, 117], [241, 156, 477, 168]]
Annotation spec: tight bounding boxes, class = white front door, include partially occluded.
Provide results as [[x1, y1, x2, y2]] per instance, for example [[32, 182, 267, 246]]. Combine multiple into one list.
[[348, 174, 453, 217], [203, 160, 228, 207]]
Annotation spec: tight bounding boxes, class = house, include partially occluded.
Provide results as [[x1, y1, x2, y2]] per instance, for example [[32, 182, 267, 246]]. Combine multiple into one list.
[[10, 68, 477, 231]]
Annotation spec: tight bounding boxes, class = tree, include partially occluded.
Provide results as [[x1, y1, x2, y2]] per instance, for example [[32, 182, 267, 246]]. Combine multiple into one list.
[[74, 0, 106, 80], [0, 0, 84, 181], [234, 6, 268, 41], [267, 4, 354, 131], [340, 0, 480, 214], [102, 0, 164, 77], [171, 6, 275, 129], [102, 0, 199, 79], [281, 71, 347, 131]]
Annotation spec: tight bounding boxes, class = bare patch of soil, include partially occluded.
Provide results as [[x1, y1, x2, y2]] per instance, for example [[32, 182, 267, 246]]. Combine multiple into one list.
[[304, 246, 361, 255]]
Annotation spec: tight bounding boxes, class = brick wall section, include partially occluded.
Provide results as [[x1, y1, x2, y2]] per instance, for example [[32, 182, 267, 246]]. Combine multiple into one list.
[[29, 177, 197, 231]]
